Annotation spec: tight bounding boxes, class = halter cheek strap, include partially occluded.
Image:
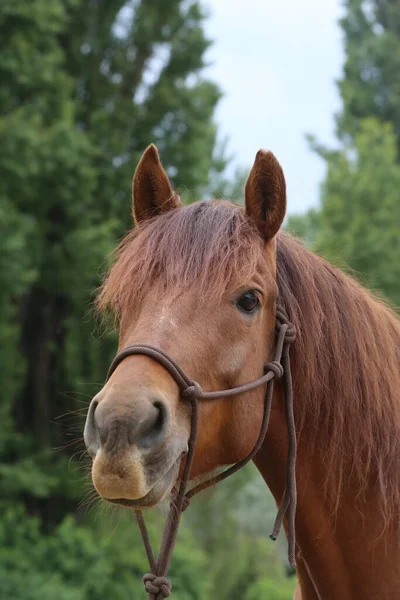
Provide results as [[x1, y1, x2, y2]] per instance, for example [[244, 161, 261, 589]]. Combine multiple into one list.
[[105, 305, 297, 599]]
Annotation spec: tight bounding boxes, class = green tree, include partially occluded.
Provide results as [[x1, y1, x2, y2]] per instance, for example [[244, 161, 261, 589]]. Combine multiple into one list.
[[313, 118, 400, 304], [0, 0, 224, 523], [338, 0, 400, 144], [0, 505, 211, 600], [287, 0, 400, 307], [286, 207, 321, 246], [245, 576, 295, 600], [0, 201, 35, 450]]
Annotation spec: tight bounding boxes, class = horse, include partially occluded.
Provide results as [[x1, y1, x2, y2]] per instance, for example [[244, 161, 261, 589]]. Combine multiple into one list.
[[84, 144, 400, 599]]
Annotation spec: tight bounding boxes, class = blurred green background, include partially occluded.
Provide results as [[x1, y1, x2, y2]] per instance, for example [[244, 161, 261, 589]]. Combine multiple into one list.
[[0, 1, 399, 598]]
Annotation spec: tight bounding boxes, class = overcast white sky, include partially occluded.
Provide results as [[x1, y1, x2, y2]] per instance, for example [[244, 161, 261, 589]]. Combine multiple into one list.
[[204, 0, 344, 214]]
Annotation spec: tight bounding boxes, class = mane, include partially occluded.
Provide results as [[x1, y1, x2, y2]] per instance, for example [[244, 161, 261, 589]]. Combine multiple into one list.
[[277, 233, 400, 522], [97, 200, 400, 522]]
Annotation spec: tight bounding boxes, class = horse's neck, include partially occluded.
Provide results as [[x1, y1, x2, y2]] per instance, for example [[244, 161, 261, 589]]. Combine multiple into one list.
[[254, 390, 400, 600]]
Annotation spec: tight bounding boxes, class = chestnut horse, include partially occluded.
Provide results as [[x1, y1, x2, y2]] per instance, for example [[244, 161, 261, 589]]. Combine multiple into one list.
[[84, 145, 400, 599]]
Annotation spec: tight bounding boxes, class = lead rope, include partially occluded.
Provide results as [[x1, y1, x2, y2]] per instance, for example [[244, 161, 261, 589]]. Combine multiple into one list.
[[105, 306, 296, 599], [269, 307, 297, 566]]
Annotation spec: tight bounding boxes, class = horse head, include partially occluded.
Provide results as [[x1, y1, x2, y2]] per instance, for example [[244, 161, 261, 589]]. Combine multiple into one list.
[[84, 144, 286, 508]]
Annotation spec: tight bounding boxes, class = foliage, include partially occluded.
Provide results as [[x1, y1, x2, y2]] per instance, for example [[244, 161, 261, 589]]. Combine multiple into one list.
[[314, 119, 400, 304], [0, 496, 294, 600], [338, 0, 400, 145], [288, 119, 400, 305], [0, 505, 210, 600], [0, 199, 35, 441], [285, 207, 321, 246], [245, 576, 295, 600], [287, 0, 400, 308]]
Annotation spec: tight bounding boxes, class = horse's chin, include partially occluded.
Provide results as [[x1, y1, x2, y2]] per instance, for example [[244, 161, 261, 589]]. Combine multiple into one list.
[[102, 457, 182, 510]]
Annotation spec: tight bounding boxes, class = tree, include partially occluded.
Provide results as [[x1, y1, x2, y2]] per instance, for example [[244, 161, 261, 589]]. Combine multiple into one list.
[[0, 200, 35, 451], [313, 118, 400, 304], [0, 0, 224, 523], [285, 208, 321, 246], [338, 0, 400, 145], [287, 0, 400, 307], [0, 505, 211, 600]]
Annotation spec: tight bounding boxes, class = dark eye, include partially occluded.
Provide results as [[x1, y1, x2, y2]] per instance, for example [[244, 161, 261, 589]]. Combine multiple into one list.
[[236, 291, 260, 313]]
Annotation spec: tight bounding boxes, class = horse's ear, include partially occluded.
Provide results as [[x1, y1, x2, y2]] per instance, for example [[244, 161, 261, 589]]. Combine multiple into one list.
[[245, 150, 286, 241], [133, 144, 180, 224]]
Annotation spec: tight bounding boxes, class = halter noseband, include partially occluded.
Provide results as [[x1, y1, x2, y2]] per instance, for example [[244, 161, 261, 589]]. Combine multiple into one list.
[[105, 305, 297, 600]]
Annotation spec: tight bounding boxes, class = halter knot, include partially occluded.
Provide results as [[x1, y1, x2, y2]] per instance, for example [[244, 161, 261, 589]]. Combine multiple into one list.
[[276, 305, 290, 323], [143, 574, 172, 599], [182, 382, 202, 399], [276, 309, 296, 343], [264, 361, 284, 379], [276, 305, 295, 333], [170, 493, 190, 512], [283, 323, 296, 343]]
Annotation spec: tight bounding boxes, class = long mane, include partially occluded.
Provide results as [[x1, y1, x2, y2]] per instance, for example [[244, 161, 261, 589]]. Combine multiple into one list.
[[97, 200, 400, 522], [277, 232, 400, 521]]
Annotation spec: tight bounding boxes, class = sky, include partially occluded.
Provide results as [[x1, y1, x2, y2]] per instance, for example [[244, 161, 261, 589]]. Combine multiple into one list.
[[204, 0, 344, 214]]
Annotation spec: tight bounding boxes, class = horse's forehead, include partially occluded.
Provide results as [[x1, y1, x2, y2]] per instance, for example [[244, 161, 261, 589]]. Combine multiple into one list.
[[96, 200, 279, 324]]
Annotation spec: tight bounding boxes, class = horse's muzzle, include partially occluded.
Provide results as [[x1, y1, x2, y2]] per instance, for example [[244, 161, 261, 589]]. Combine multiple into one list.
[[84, 391, 171, 457], [84, 385, 186, 503]]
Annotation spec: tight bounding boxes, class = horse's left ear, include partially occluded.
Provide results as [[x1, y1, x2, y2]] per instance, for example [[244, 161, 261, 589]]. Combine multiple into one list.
[[245, 150, 286, 241], [133, 144, 181, 225]]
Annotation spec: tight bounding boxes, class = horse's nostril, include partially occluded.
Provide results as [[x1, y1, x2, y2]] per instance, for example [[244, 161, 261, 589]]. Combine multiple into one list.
[[137, 400, 169, 450], [151, 401, 165, 435], [84, 398, 100, 457], [87, 394, 171, 454]]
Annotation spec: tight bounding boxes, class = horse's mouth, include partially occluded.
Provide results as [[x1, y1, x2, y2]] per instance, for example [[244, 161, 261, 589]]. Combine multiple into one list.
[[104, 454, 183, 509]]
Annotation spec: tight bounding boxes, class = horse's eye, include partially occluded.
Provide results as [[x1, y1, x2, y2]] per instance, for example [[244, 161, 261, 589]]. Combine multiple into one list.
[[236, 291, 260, 313]]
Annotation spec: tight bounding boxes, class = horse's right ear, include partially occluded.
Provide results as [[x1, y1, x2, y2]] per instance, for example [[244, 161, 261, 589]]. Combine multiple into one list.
[[245, 150, 286, 242], [132, 144, 180, 225]]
